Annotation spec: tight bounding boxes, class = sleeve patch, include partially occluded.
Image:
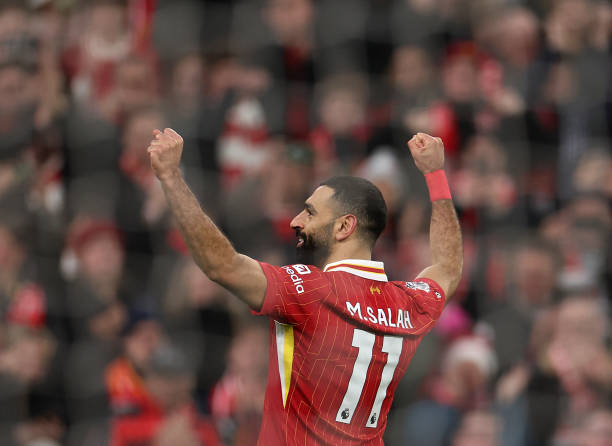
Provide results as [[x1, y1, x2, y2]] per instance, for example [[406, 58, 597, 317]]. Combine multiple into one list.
[[405, 281, 431, 293]]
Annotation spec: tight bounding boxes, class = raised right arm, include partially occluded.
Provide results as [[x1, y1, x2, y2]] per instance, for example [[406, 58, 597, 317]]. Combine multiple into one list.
[[148, 128, 267, 310]]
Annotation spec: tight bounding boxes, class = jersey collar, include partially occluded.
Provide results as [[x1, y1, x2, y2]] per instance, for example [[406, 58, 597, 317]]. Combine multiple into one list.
[[323, 259, 388, 282]]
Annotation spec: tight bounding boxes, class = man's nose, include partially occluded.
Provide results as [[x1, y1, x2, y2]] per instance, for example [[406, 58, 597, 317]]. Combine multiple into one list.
[[290, 212, 305, 230]]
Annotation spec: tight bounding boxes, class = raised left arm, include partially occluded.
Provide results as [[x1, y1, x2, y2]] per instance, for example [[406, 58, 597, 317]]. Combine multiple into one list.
[[407, 133, 463, 300]]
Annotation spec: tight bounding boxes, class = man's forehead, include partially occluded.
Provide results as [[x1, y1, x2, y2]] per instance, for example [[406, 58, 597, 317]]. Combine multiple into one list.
[[307, 186, 335, 206]]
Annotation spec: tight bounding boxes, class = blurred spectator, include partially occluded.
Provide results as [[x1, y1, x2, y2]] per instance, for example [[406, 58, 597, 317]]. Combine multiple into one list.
[[390, 0, 446, 52], [572, 149, 612, 198], [0, 56, 64, 219], [391, 45, 436, 104], [475, 5, 537, 157], [245, 0, 317, 139], [110, 343, 221, 446], [382, 44, 437, 150], [0, 220, 47, 329], [590, 1, 612, 52], [397, 336, 497, 446], [429, 43, 481, 157], [60, 218, 129, 438], [63, 298, 126, 426], [0, 3, 37, 68], [0, 325, 56, 399], [479, 6, 540, 74], [542, 193, 610, 293], [481, 236, 560, 371], [310, 73, 370, 181], [62, 218, 127, 336], [577, 409, 612, 446], [495, 294, 611, 446], [545, 0, 594, 56], [165, 54, 207, 120], [544, 0, 612, 199], [357, 148, 407, 218], [116, 107, 169, 292], [163, 53, 228, 210], [63, 0, 133, 107], [215, 57, 272, 191], [0, 325, 59, 446], [150, 0, 205, 60], [0, 62, 37, 164], [211, 323, 268, 446], [453, 135, 518, 228], [105, 314, 165, 418], [451, 409, 502, 446], [548, 296, 612, 414], [161, 258, 233, 408], [100, 55, 159, 123]]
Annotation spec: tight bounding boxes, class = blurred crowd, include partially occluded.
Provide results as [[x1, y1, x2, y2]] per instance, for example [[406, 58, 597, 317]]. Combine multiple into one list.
[[0, 0, 610, 445]]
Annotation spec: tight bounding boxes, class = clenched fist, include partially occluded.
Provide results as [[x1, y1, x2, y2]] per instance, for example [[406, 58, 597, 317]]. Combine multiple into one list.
[[148, 128, 184, 181], [407, 133, 445, 174]]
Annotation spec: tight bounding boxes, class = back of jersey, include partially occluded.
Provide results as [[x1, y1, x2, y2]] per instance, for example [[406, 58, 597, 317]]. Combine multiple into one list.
[[253, 260, 446, 446]]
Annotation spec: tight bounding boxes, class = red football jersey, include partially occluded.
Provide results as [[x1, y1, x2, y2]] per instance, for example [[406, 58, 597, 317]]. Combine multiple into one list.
[[253, 259, 446, 445]]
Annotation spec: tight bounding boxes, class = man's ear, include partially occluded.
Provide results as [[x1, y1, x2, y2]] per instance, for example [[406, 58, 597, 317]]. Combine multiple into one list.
[[335, 214, 358, 241]]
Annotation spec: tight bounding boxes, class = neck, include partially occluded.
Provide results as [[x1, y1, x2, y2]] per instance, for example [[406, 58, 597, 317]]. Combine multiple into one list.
[[322, 241, 372, 268]]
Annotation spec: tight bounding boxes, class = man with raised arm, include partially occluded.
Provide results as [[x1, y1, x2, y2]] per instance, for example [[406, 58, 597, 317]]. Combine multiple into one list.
[[148, 129, 463, 445]]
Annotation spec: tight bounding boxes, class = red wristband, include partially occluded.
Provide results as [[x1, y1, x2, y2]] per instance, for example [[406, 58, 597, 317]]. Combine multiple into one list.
[[425, 170, 452, 202]]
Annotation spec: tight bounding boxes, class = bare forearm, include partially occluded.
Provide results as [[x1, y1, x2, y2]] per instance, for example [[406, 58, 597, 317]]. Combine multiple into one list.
[[418, 199, 463, 298], [160, 171, 236, 278], [430, 199, 461, 260], [148, 129, 267, 310], [430, 200, 463, 293], [407, 133, 463, 298]]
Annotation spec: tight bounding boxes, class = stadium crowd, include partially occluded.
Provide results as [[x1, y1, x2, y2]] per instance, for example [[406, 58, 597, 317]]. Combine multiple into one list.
[[0, 0, 610, 445]]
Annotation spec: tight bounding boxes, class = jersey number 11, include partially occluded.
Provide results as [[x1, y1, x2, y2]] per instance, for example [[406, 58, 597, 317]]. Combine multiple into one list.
[[335, 328, 403, 428]]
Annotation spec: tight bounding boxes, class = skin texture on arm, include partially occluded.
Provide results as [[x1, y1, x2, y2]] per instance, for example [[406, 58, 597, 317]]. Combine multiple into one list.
[[407, 133, 463, 300], [148, 128, 267, 310], [416, 199, 463, 299]]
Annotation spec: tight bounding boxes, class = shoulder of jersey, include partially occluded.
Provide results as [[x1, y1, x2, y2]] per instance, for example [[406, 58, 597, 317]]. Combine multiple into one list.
[[399, 280, 443, 300]]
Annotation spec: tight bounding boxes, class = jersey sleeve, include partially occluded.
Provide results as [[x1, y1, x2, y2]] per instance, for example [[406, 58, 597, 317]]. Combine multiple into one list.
[[252, 262, 329, 325], [396, 278, 446, 334]]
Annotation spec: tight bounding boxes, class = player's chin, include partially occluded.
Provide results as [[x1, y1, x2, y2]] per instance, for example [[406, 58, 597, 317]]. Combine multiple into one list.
[[295, 245, 312, 264]]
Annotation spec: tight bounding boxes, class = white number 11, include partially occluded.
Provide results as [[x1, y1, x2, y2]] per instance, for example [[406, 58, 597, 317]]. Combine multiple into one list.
[[335, 329, 403, 428]]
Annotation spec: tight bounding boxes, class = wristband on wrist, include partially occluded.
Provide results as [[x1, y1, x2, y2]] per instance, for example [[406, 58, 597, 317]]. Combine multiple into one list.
[[425, 169, 452, 202]]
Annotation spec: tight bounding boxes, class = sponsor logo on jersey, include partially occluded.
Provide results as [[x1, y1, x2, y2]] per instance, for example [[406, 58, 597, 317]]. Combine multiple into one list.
[[434, 291, 442, 299], [293, 264, 311, 275], [405, 281, 430, 293], [282, 266, 306, 294], [369, 285, 381, 295]]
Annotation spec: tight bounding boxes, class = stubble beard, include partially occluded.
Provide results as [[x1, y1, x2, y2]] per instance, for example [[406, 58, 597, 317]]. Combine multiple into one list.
[[295, 221, 334, 269]]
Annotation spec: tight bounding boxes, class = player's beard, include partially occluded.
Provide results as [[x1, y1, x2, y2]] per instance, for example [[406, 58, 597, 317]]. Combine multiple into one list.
[[295, 221, 334, 269]]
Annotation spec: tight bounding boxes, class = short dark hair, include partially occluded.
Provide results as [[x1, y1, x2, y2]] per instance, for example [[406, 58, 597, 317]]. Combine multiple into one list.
[[320, 176, 387, 246]]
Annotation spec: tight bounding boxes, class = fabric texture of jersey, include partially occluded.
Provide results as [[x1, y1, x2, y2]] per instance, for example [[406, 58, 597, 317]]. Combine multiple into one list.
[[252, 259, 446, 446]]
